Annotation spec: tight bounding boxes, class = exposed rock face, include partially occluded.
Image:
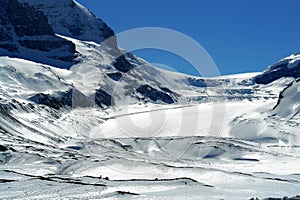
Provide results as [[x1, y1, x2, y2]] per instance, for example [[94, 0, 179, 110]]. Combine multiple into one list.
[[29, 90, 73, 110], [107, 72, 123, 81], [0, 144, 8, 152], [95, 89, 113, 108], [254, 53, 300, 84], [29, 88, 114, 110], [113, 55, 134, 73], [0, 0, 76, 67], [136, 85, 175, 104], [0, 0, 18, 52], [7, 1, 53, 37], [29, 89, 94, 109]]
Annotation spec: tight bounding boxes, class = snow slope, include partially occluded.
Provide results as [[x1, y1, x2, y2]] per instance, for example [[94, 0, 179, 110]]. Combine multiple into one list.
[[274, 79, 300, 118], [0, 55, 299, 199], [230, 78, 300, 146]]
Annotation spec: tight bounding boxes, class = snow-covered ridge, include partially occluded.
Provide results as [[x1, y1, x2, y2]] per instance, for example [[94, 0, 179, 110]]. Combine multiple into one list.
[[276, 53, 300, 69], [254, 53, 300, 84]]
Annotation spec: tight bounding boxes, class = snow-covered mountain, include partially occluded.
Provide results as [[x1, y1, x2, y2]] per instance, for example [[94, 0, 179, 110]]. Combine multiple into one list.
[[0, 0, 77, 68], [0, 0, 299, 199], [254, 53, 300, 84], [18, 0, 117, 49]]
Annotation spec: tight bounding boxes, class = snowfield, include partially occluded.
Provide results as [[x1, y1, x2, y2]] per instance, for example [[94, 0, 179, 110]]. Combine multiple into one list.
[[1, 79, 300, 199], [0, 0, 300, 199]]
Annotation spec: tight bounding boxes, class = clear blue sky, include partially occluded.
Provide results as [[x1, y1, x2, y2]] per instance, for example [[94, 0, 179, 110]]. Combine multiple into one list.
[[76, 0, 300, 76]]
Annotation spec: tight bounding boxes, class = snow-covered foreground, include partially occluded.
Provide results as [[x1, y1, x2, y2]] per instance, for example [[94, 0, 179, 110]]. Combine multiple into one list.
[[1, 101, 300, 199], [1, 136, 300, 199]]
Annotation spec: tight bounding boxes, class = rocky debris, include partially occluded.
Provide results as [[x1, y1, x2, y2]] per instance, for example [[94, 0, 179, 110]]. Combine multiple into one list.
[[107, 72, 123, 81]]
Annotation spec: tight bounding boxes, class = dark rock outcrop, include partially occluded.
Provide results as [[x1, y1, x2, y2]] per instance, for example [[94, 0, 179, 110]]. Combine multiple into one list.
[[107, 72, 123, 81], [0, 103, 10, 115], [113, 55, 134, 73], [95, 89, 113, 108], [29, 89, 94, 109], [0, 144, 8, 152], [187, 78, 207, 87], [29, 91, 73, 110], [29, 88, 114, 110], [136, 85, 175, 104]]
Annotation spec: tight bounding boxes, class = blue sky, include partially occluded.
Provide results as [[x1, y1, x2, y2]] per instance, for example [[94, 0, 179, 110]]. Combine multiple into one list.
[[77, 0, 300, 76]]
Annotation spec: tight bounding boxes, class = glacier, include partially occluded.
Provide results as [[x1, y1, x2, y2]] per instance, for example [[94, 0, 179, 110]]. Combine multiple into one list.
[[0, 0, 300, 199]]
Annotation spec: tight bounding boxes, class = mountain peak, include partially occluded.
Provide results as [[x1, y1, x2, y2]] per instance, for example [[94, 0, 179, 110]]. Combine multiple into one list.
[[0, 0, 119, 67], [18, 0, 117, 49], [0, 0, 76, 67]]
